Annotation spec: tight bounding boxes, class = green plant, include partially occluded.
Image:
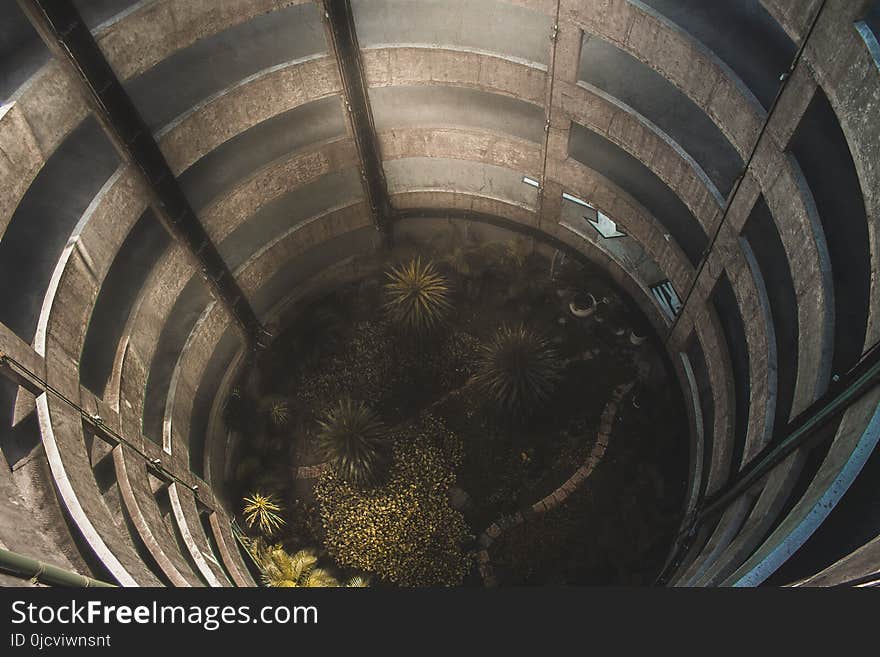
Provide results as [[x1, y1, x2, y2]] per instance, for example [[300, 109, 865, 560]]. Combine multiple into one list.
[[243, 492, 286, 536], [315, 415, 471, 587], [383, 257, 452, 333], [250, 539, 339, 587], [345, 575, 371, 587], [317, 398, 390, 489], [268, 399, 290, 428], [475, 324, 563, 415]]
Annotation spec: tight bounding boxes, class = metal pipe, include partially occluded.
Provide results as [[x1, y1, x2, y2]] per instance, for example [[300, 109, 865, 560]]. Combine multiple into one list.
[[0, 548, 115, 587]]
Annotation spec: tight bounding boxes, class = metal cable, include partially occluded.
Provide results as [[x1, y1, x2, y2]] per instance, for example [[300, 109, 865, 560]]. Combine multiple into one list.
[[0, 351, 197, 494]]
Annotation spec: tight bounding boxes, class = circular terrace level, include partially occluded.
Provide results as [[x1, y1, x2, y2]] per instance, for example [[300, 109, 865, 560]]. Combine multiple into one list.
[[0, 0, 878, 587]]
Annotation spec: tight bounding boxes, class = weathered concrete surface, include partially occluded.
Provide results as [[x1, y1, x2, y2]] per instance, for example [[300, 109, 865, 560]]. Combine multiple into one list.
[[362, 47, 546, 105], [94, 0, 314, 82], [725, 250, 773, 469], [201, 138, 359, 244], [158, 57, 341, 175], [792, 532, 880, 587], [0, 62, 89, 239], [115, 243, 198, 445], [0, 442, 87, 577], [562, 0, 764, 157], [1, 0, 876, 589], [164, 301, 230, 467], [760, 0, 824, 43], [113, 444, 205, 586], [209, 510, 256, 587], [353, 0, 553, 67], [723, 390, 880, 586], [804, 0, 880, 353], [168, 482, 231, 586], [36, 388, 162, 586]]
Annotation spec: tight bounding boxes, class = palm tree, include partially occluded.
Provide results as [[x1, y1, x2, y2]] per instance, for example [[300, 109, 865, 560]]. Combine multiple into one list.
[[242, 492, 286, 536], [268, 400, 290, 429], [251, 540, 339, 587], [345, 574, 371, 587]]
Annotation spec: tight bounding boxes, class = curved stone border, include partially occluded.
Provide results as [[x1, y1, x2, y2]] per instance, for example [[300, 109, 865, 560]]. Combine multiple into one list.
[[475, 381, 635, 586]]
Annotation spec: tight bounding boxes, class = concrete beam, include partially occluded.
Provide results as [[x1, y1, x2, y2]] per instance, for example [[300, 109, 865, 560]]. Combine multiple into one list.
[[323, 0, 394, 238], [20, 0, 268, 347]]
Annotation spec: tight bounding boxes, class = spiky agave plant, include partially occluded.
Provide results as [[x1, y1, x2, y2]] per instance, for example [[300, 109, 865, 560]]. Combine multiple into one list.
[[250, 540, 339, 587], [475, 324, 563, 416], [243, 492, 286, 536], [383, 257, 452, 333], [317, 398, 390, 489]]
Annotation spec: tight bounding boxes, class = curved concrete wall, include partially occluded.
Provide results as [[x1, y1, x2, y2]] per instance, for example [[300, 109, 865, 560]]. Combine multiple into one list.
[[0, 0, 877, 587]]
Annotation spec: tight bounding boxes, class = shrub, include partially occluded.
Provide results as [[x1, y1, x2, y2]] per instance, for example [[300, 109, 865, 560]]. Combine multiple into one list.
[[242, 492, 286, 536], [317, 398, 391, 489], [345, 575, 371, 587], [383, 257, 452, 333], [268, 400, 290, 429], [315, 415, 470, 587], [475, 324, 563, 416], [250, 539, 339, 587], [296, 321, 396, 409]]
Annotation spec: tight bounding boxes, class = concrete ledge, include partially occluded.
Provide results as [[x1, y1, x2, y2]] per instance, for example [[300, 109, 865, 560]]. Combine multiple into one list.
[[38, 166, 149, 367], [202, 138, 359, 245], [164, 301, 230, 465], [759, 0, 823, 43], [209, 510, 256, 587], [158, 57, 342, 174], [792, 532, 880, 587], [560, 80, 724, 227], [94, 0, 314, 82], [113, 444, 205, 586], [694, 450, 804, 585], [563, 0, 764, 157], [0, 63, 90, 239], [164, 203, 371, 470], [115, 244, 198, 443], [692, 307, 735, 496], [551, 156, 694, 293], [168, 482, 231, 586], [726, 250, 772, 468], [805, 3, 880, 353], [378, 127, 542, 176], [724, 388, 880, 586], [362, 46, 547, 105], [362, 46, 723, 243], [36, 391, 162, 586]]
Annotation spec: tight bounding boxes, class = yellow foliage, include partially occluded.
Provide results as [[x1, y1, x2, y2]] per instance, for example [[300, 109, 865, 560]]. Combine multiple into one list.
[[315, 414, 470, 586]]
